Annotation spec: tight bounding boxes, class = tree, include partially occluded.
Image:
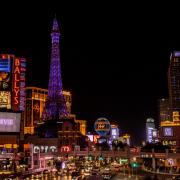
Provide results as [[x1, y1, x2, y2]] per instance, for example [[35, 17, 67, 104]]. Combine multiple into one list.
[[141, 142, 170, 153], [112, 140, 127, 150]]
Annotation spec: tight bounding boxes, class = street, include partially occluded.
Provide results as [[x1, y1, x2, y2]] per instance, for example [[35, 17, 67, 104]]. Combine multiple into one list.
[[111, 172, 173, 180]]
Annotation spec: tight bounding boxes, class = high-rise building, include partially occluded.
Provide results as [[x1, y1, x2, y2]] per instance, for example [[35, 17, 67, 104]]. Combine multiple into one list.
[[0, 54, 26, 151], [24, 87, 72, 134], [168, 51, 180, 116], [158, 98, 171, 122], [158, 52, 180, 147], [146, 118, 156, 143]]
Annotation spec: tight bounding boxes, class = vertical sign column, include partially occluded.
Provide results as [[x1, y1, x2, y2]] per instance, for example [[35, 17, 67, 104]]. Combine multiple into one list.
[[19, 58, 26, 111], [12, 58, 21, 111], [12, 58, 26, 111]]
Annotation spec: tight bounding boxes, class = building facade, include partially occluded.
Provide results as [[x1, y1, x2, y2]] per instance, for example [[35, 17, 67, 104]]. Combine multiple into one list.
[[158, 51, 180, 148], [168, 51, 180, 117], [158, 98, 171, 122], [75, 118, 87, 136], [24, 87, 72, 134], [0, 54, 26, 150], [160, 111, 180, 147]]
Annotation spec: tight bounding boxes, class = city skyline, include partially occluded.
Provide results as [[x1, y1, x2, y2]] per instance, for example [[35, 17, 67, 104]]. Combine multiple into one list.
[[0, 4, 180, 144]]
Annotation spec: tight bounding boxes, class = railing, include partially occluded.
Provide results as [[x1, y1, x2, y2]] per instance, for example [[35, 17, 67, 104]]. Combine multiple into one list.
[[140, 152, 180, 158], [32, 150, 180, 159]]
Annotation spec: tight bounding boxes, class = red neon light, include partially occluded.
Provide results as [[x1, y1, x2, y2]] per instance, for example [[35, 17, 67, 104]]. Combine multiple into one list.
[[60, 146, 71, 152], [13, 58, 20, 110]]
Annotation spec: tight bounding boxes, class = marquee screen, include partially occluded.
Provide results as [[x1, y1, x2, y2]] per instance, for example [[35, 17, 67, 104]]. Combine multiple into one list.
[[0, 112, 21, 132]]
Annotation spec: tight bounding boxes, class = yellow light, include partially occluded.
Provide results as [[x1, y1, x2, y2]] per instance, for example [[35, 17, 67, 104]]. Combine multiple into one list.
[[5, 144, 12, 148]]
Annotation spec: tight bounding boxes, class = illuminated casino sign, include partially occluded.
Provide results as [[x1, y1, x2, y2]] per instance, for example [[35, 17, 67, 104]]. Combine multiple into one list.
[[12, 58, 26, 111], [162, 140, 176, 146], [34, 145, 57, 153], [60, 146, 71, 152], [13, 58, 20, 110], [94, 117, 111, 136]]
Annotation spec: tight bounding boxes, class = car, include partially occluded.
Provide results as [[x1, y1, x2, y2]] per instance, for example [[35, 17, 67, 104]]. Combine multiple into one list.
[[111, 165, 120, 172], [102, 173, 111, 180], [43, 169, 50, 174]]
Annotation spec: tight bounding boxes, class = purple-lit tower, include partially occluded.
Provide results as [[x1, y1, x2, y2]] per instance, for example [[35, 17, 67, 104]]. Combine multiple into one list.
[[42, 18, 68, 120]]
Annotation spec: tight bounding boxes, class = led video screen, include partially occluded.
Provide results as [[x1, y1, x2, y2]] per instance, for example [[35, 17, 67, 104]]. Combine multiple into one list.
[[0, 91, 11, 109], [163, 127, 173, 137], [0, 58, 11, 90], [0, 58, 11, 72], [0, 112, 21, 132]]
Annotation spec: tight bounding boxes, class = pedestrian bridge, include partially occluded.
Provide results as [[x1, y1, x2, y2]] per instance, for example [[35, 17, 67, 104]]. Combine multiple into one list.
[[59, 150, 180, 159]]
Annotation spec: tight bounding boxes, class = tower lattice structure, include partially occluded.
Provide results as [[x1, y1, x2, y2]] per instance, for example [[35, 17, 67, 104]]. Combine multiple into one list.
[[42, 18, 68, 120]]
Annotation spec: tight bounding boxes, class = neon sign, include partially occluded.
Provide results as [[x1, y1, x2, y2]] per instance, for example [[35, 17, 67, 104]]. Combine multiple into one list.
[[12, 58, 26, 111], [34, 145, 57, 153], [94, 118, 111, 136], [19, 58, 26, 111], [61, 146, 71, 152], [13, 58, 20, 111]]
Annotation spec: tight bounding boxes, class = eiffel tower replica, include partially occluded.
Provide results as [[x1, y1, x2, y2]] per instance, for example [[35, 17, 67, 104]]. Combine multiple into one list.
[[34, 18, 72, 138], [42, 18, 68, 120], [27, 18, 87, 149]]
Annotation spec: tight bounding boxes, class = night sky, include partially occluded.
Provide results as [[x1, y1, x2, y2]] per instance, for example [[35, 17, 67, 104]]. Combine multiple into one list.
[[0, 2, 180, 144]]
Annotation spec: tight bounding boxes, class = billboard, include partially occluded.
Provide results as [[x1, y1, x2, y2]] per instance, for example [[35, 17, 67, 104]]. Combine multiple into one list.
[[163, 127, 173, 137], [0, 112, 21, 132], [152, 130, 157, 137], [0, 57, 12, 91], [0, 91, 11, 109]]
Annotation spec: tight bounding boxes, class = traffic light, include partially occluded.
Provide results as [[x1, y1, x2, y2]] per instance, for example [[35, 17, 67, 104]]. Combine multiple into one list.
[[130, 162, 139, 168], [88, 155, 92, 161], [99, 155, 104, 161]]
